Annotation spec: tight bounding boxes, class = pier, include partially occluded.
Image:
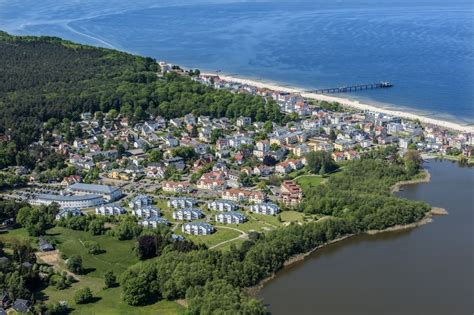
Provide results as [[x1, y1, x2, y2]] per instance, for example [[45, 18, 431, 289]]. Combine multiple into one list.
[[308, 81, 393, 94]]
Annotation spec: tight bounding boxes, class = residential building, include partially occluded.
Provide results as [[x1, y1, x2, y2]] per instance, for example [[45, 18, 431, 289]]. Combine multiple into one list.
[[172, 208, 204, 221], [222, 188, 266, 203], [95, 204, 126, 216], [168, 197, 197, 209], [55, 207, 83, 220], [250, 202, 280, 215], [207, 199, 238, 212], [139, 215, 169, 228], [129, 194, 153, 209], [182, 222, 214, 235], [215, 211, 246, 224], [132, 206, 160, 218]]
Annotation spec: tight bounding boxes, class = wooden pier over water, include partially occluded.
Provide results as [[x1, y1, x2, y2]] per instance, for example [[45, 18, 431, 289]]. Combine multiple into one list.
[[308, 81, 393, 94]]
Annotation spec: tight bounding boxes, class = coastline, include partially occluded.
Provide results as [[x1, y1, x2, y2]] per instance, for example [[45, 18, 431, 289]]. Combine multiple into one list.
[[247, 168, 446, 296], [213, 73, 474, 133]]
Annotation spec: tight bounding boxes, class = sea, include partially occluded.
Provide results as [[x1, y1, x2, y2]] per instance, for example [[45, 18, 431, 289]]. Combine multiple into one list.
[[0, 0, 473, 124]]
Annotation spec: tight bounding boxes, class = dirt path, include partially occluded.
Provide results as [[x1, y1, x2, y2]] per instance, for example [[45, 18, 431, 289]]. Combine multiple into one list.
[[209, 226, 248, 250]]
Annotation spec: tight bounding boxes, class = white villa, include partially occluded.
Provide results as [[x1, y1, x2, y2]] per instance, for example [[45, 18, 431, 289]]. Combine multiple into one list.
[[129, 194, 153, 209], [207, 199, 238, 212], [95, 204, 126, 216], [182, 222, 214, 235], [168, 197, 197, 209], [215, 211, 246, 224], [55, 207, 83, 220], [172, 208, 204, 221], [132, 206, 160, 218], [139, 215, 169, 228], [250, 202, 280, 216]]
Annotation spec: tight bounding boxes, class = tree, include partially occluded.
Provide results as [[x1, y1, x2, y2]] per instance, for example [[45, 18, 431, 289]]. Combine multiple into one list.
[[262, 155, 277, 166], [403, 150, 423, 176], [136, 235, 157, 260], [67, 255, 83, 275], [74, 287, 93, 304], [329, 129, 337, 142], [104, 270, 117, 288], [88, 219, 105, 235], [305, 151, 337, 174]]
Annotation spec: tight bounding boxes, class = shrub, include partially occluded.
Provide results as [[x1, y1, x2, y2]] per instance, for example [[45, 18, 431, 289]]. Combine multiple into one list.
[[74, 287, 93, 304]]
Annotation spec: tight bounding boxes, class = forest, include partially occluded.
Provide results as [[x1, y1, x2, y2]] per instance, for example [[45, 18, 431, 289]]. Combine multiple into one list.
[[0, 31, 281, 169]]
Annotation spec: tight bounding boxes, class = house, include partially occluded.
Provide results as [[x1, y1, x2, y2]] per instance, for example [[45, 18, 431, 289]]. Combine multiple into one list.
[[207, 199, 238, 212], [250, 202, 280, 215], [215, 211, 246, 224], [38, 238, 54, 252], [61, 175, 82, 186], [275, 159, 304, 175], [129, 195, 153, 209], [236, 116, 252, 128], [0, 291, 11, 308], [197, 171, 226, 191], [253, 165, 273, 176], [222, 188, 266, 203], [164, 157, 185, 171], [146, 165, 166, 178], [12, 299, 30, 313], [168, 197, 197, 209], [331, 151, 345, 162], [132, 206, 160, 218], [55, 207, 83, 220], [344, 150, 360, 161], [182, 222, 214, 235], [95, 204, 126, 216], [139, 215, 169, 228], [162, 181, 193, 194], [280, 180, 303, 207], [172, 208, 204, 221]]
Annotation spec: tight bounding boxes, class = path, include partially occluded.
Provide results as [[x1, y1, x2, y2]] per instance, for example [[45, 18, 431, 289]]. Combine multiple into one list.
[[209, 226, 248, 250]]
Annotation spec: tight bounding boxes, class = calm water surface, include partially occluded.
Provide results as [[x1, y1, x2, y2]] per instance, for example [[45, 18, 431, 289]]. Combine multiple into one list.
[[259, 160, 474, 315]]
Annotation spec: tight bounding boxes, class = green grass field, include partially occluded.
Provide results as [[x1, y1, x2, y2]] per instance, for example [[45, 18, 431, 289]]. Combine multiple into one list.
[[295, 175, 326, 191]]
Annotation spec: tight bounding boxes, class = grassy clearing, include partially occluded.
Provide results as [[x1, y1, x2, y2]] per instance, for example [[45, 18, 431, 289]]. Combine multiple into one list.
[[295, 175, 326, 191], [181, 227, 241, 248], [0, 227, 184, 314]]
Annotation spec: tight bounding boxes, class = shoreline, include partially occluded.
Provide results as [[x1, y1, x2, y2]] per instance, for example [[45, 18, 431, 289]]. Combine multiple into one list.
[[212, 73, 474, 133], [247, 168, 446, 296]]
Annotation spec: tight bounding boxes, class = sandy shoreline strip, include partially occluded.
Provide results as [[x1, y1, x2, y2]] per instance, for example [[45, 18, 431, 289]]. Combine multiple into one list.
[[212, 74, 474, 133]]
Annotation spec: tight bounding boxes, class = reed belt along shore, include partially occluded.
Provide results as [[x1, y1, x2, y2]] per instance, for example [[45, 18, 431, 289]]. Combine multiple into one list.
[[246, 169, 448, 296]]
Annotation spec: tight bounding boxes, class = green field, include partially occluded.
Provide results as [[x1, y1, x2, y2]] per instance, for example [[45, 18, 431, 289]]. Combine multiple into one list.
[[295, 175, 326, 191], [0, 227, 184, 314]]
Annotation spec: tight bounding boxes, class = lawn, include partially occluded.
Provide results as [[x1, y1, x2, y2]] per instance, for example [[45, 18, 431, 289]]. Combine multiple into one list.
[[295, 175, 326, 191], [181, 227, 241, 248], [45, 226, 139, 278], [0, 227, 184, 314]]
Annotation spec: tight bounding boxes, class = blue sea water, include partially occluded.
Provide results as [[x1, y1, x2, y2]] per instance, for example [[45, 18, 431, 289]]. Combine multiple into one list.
[[1, 0, 473, 125]]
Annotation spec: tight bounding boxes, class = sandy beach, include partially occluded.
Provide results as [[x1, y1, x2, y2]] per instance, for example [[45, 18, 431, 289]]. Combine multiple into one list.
[[214, 74, 474, 133]]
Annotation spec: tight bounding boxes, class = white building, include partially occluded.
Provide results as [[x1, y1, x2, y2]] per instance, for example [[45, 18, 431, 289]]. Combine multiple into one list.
[[132, 206, 160, 218], [215, 211, 246, 224], [250, 202, 280, 215], [95, 204, 126, 216], [30, 193, 104, 209], [55, 207, 83, 220], [172, 208, 204, 221], [207, 200, 238, 212], [129, 195, 153, 209], [168, 197, 197, 209], [139, 215, 169, 228], [67, 183, 122, 202], [182, 222, 214, 235]]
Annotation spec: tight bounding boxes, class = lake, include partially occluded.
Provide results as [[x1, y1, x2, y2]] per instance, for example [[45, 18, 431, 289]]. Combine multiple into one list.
[[0, 0, 473, 125], [258, 159, 474, 314]]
